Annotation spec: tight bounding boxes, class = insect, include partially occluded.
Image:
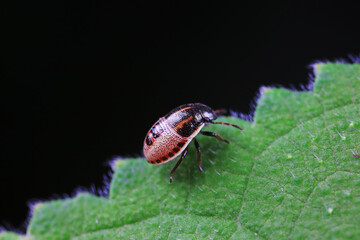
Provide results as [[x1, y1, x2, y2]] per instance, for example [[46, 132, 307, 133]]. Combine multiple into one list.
[[143, 103, 243, 183]]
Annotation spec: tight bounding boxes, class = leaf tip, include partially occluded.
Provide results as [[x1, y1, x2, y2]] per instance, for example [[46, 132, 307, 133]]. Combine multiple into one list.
[[32, 203, 43, 212], [310, 62, 325, 77], [0, 230, 27, 240], [110, 158, 128, 170], [259, 86, 273, 95]]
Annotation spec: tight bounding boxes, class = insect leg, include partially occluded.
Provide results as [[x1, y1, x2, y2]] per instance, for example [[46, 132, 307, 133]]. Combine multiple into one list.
[[193, 138, 203, 172], [169, 147, 188, 184], [200, 131, 230, 144]]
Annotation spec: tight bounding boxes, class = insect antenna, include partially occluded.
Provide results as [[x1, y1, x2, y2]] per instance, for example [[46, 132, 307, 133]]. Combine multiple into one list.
[[213, 108, 227, 115], [210, 120, 243, 130]]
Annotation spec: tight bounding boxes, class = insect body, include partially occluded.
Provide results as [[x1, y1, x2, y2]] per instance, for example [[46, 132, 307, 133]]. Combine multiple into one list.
[[143, 103, 242, 183]]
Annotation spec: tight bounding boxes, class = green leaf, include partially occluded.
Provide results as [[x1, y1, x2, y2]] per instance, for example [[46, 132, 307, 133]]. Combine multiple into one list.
[[1, 63, 360, 239]]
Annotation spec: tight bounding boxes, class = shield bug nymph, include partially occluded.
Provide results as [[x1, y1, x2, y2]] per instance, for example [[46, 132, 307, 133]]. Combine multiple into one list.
[[143, 103, 242, 183]]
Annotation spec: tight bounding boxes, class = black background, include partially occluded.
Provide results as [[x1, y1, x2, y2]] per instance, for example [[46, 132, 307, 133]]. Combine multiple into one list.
[[1, 1, 360, 233]]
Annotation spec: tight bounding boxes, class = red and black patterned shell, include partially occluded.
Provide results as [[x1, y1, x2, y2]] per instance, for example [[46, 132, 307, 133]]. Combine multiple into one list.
[[143, 103, 217, 165]]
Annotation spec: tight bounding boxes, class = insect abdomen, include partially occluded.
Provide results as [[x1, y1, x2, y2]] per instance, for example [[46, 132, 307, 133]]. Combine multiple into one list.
[[143, 118, 189, 165]]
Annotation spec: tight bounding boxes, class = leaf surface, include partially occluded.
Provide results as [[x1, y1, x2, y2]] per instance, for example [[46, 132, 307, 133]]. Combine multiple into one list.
[[1, 63, 360, 240]]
